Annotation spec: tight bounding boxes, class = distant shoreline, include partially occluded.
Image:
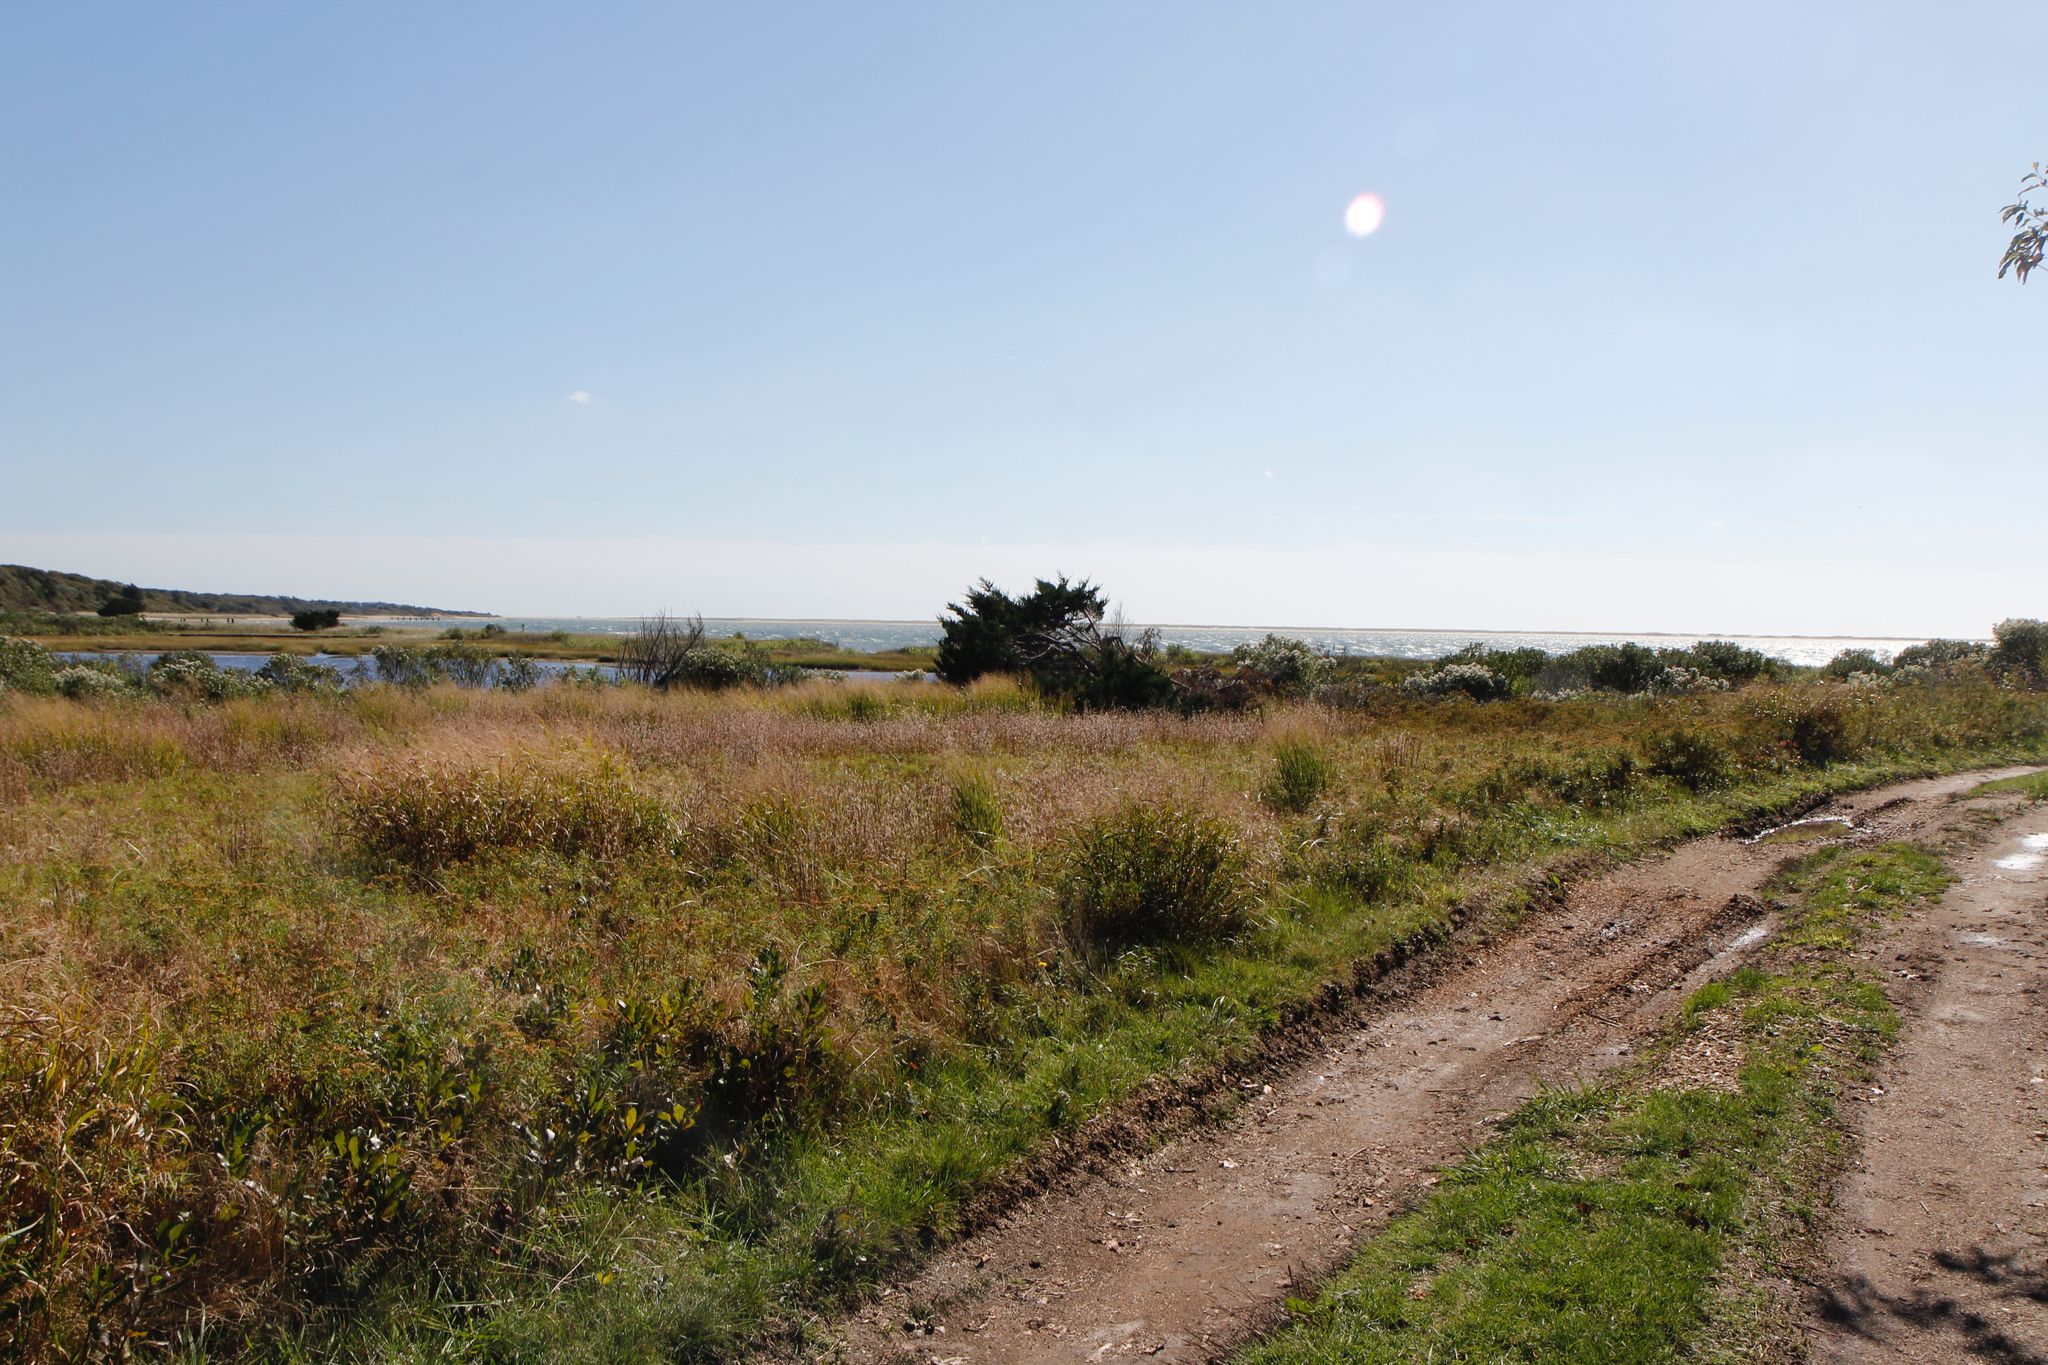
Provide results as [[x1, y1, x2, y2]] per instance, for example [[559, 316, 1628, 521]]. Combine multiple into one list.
[[471, 614, 1952, 643]]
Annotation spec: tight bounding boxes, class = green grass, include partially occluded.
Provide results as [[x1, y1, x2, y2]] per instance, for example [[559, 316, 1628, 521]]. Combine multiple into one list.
[[1236, 842, 1952, 1365], [1970, 769, 2048, 799], [0, 675, 2039, 1362]]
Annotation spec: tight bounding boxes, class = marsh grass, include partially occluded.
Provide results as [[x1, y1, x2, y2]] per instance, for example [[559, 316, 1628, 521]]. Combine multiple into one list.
[[337, 752, 677, 871], [1262, 736, 1337, 813], [0, 674, 2042, 1360]]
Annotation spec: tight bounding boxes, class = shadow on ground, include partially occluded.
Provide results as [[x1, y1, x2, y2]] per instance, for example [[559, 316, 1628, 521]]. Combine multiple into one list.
[[1814, 1246, 2048, 1364]]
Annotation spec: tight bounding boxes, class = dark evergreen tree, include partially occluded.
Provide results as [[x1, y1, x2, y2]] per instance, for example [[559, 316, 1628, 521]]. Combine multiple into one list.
[[934, 577, 1108, 684], [96, 583, 146, 617]]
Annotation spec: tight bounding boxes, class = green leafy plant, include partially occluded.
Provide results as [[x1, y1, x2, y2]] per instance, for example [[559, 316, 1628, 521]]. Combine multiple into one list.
[[1060, 804, 1253, 954]]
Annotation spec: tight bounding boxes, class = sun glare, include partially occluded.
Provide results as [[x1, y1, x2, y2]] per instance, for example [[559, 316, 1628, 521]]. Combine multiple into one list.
[[1343, 191, 1386, 237]]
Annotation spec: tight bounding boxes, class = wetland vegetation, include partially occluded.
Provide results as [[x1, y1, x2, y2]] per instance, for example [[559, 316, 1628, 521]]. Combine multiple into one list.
[[2, 610, 2046, 1361]]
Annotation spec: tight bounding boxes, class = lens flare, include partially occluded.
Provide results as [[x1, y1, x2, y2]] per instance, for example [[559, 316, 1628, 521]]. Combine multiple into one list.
[[1343, 192, 1386, 237]]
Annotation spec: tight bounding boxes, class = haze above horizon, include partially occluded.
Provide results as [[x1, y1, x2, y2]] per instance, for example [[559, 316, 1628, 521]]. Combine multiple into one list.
[[3, 4, 2043, 638]]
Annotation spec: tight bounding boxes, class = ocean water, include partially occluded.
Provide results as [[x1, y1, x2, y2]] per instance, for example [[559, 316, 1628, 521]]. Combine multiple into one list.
[[350, 617, 1942, 668]]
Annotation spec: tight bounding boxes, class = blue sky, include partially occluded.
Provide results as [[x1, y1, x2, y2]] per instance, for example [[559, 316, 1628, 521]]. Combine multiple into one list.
[[2, 3, 2042, 633]]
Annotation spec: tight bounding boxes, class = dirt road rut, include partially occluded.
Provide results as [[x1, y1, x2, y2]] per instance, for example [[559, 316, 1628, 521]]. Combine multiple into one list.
[[1810, 792, 2048, 1362], [821, 769, 2030, 1364]]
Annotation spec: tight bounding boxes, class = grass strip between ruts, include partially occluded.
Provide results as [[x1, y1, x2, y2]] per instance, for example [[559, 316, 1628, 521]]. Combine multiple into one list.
[[1235, 840, 1953, 1365]]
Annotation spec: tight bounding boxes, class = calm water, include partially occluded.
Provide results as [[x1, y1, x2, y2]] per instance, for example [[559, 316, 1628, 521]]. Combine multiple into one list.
[[348, 617, 1942, 667], [58, 653, 915, 684]]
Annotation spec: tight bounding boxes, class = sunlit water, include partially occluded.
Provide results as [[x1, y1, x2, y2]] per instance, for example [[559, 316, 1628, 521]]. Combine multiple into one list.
[[345, 618, 1938, 667]]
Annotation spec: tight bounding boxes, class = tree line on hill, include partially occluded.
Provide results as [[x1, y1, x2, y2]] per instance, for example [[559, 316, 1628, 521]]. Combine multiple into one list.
[[0, 563, 479, 619]]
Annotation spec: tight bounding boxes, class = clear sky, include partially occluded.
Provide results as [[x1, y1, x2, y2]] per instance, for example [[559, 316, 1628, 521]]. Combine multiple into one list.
[[3, 3, 2042, 635]]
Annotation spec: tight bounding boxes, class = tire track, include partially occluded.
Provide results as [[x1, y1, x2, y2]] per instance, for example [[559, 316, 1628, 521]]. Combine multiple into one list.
[[815, 769, 2035, 1364]]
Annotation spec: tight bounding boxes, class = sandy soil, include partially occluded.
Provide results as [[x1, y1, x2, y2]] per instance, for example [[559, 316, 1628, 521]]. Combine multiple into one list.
[[805, 769, 2030, 1365], [1808, 797, 2048, 1363]]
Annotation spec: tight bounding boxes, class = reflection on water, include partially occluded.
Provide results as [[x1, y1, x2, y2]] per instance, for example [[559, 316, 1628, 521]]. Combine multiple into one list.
[[1744, 816, 1858, 846], [346, 618, 1937, 668]]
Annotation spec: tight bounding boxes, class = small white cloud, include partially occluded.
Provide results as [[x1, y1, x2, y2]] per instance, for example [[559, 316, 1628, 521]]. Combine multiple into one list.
[[567, 390, 596, 405]]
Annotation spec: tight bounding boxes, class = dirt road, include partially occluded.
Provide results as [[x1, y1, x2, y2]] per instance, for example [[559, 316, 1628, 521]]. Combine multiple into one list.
[[1809, 796, 2048, 1362], [816, 769, 2031, 1364]]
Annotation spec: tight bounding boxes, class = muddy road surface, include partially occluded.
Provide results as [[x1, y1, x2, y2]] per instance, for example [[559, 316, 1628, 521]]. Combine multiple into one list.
[[1810, 795, 2048, 1363], [812, 769, 2032, 1364]]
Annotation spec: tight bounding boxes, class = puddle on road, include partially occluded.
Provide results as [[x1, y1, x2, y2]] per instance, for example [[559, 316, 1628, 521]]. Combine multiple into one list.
[[1746, 816, 1857, 846], [1727, 923, 1771, 952], [1994, 852, 2045, 872], [1959, 931, 2011, 948], [2022, 833, 2048, 851]]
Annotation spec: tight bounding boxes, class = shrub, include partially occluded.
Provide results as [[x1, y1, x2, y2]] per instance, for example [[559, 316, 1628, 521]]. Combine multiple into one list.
[[1666, 640, 1779, 684], [430, 641, 496, 687], [1443, 643, 1549, 689], [1231, 635, 1335, 697], [1060, 804, 1252, 953], [1566, 643, 1664, 694], [1821, 648, 1891, 680], [1545, 750, 1639, 808], [1644, 728, 1732, 791], [53, 665, 130, 700], [1988, 618, 2048, 690], [291, 608, 342, 631], [1263, 738, 1336, 813], [499, 653, 542, 692], [258, 652, 345, 693], [619, 614, 802, 691], [150, 651, 259, 701], [372, 644, 439, 688], [1787, 695, 1858, 765], [1310, 818, 1409, 902], [1893, 638, 1988, 671], [1404, 663, 1510, 703], [1648, 665, 1727, 696], [0, 635, 57, 694], [338, 755, 677, 871], [1059, 632, 1181, 711]]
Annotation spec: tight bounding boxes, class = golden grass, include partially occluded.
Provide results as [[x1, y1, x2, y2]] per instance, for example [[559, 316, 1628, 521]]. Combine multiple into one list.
[[0, 675, 2042, 1358]]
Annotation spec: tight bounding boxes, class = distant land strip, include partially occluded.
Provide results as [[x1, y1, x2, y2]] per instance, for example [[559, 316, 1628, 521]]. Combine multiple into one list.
[[0, 563, 486, 618]]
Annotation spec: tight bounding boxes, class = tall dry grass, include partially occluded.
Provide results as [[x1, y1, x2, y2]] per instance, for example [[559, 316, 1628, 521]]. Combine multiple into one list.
[[0, 672, 2044, 1358]]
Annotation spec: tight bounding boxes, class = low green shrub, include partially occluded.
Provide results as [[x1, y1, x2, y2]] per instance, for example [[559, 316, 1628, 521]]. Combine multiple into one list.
[[1821, 647, 1891, 680], [150, 650, 261, 701], [1060, 804, 1253, 953], [1662, 639, 1780, 684], [1989, 618, 2048, 690], [500, 653, 543, 691], [0, 635, 57, 694], [1894, 638, 1988, 671], [53, 665, 131, 701], [1231, 634, 1335, 697], [259, 652, 346, 693], [1788, 695, 1858, 765], [1309, 817, 1410, 902], [1644, 727, 1732, 791], [1404, 663, 1510, 703], [1545, 750, 1639, 808]]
